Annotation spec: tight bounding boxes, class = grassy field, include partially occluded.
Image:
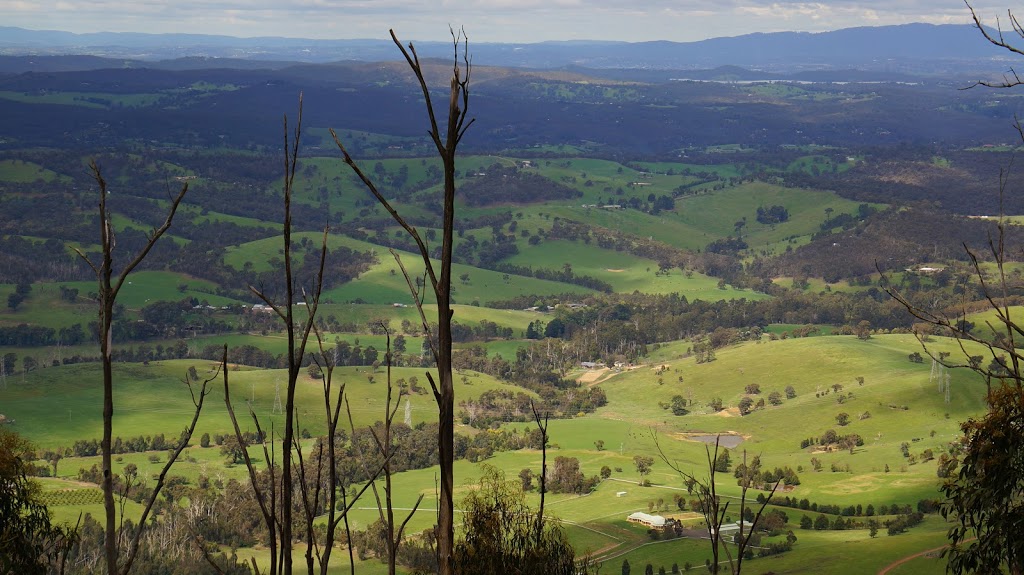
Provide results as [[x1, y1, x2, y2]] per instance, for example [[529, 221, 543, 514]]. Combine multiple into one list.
[[505, 239, 769, 300], [532, 181, 878, 255], [225, 231, 595, 305], [600, 334, 987, 507], [4, 331, 984, 573], [964, 304, 1024, 340], [275, 155, 873, 264], [673, 182, 875, 251], [0, 271, 241, 332], [0, 158, 74, 183], [316, 302, 541, 335], [0, 90, 163, 109], [1, 360, 532, 449]]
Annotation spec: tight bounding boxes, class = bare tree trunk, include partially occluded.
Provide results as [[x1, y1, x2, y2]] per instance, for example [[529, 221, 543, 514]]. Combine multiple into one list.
[[76, 162, 188, 575], [530, 401, 550, 542], [333, 29, 472, 575], [653, 433, 778, 575], [364, 328, 423, 575]]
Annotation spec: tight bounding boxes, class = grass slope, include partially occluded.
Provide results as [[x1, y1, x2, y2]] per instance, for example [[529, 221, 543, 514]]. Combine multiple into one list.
[[225, 231, 595, 305], [505, 239, 768, 300], [1, 360, 530, 449]]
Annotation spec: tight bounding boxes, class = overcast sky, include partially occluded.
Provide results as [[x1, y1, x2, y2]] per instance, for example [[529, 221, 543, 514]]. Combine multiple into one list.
[[0, 1, 1015, 43]]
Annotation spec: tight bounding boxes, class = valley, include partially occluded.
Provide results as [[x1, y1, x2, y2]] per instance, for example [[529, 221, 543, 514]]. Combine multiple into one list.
[[1, 33, 1022, 574]]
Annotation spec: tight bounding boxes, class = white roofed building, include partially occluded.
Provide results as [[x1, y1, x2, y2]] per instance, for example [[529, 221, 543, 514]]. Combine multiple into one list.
[[627, 512, 667, 529]]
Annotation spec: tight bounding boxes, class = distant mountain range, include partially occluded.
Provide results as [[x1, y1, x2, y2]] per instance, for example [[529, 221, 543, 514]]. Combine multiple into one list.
[[0, 23, 1013, 75]]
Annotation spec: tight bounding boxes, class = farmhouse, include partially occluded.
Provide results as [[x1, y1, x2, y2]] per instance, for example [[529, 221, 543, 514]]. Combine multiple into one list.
[[627, 512, 667, 529], [711, 520, 755, 538]]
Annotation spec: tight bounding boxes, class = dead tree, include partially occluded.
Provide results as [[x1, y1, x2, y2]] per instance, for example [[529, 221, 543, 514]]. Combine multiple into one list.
[[332, 28, 472, 575], [654, 433, 778, 575], [219, 97, 319, 575], [74, 163, 202, 575], [217, 97, 385, 575], [298, 321, 357, 575], [968, 2, 1024, 89], [530, 400, 550, 542], [362, 326, 424, 575]]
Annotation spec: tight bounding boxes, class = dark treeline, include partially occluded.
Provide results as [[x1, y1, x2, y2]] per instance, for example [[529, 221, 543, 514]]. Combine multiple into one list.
[[492, 262, 613, 293], [447, 345, 608, 429], [458, 164, 582, 206], [784, 147, 1024, 215], [0, 234, 88, 284], [333, 421, 538, 487], [506, 290, 914, 356], [0, 323, 87, 347], [752, 204, 1024, 282]]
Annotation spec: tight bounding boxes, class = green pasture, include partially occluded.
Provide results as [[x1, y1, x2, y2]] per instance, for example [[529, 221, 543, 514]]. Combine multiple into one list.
[[770, 275, 875, 294], [522, 157, 699, 207], [1, 360, 530, 450], [328, 250, 594, 306], [463, 339, 529, 360], [177, 203, 278, 230], [6, 333, 985, 573], [673, 181, 876, 250], [591, 334, 989, 506], [786, 154, 855, 175], [517, 143, 589, 155], [0, 271, 236, 340], [233, 545, 397, 575], [54, 270, 242, 309], [271, 154, 535, 220], [542, 204, 708, 250], [762, 323, 837, 336], [505, 239, 769, 300], [316, 302, 541, 335], [186, 331, 424, 356], [708, 516, 949, 575], [0, 159, 73, 183], [225, 230, 594, 304], [36, 477, 144, 526], [0, 90, 162, 109], [536, 181, 875, 253], [633, 161, 743, 180], [0, 282, 96, 329], [743, 83, 878, 105], [964, 304, 1024, 340]]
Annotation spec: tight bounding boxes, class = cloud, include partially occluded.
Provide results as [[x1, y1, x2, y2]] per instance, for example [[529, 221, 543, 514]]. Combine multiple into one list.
[[0, 0, 1011, 42]]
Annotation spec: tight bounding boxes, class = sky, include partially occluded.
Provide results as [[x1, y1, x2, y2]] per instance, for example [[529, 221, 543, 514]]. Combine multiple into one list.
[[0, 1, 1016, 43]]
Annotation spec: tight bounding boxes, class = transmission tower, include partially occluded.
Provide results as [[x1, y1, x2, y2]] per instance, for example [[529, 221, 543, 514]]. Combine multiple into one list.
[[930, 359, 941, 391], [404, 398, 412, 427], [944, 371, 951, 404], [273, 380, 283, 414], [0, 362, 6, 391]]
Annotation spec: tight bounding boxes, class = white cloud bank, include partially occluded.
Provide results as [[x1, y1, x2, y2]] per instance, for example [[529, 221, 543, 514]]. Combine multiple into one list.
[[0, 0, 1013, 42]]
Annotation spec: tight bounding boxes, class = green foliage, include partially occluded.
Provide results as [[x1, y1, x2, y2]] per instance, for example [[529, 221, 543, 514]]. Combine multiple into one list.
[[633, 455, 654, 478], [453, 466, 586, 575], [714, 449, 731, 473], [0, 428, 75, 574], [942, 383, 1024, 574]]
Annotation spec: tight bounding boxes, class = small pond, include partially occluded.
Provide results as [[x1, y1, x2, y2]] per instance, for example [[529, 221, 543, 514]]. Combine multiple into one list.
[[689, 434, 744, 448]]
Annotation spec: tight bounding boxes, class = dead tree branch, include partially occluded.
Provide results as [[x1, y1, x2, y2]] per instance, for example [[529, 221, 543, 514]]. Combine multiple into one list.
[[75, 161, 188, 575], [331, 28, 472, 575]]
